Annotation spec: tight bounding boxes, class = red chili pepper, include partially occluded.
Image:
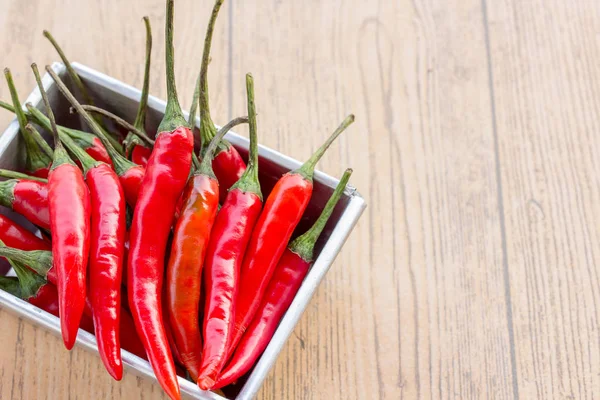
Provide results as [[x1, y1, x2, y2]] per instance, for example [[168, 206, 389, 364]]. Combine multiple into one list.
[[47, 68, 146, 208], [43, 30, 124, 154], [0, 174, 49, 230], [215, 169, 352, 388], [196, 73, 262, 389], [165, 76, 239, 380], [192, 0, 247, 203], [25, 105, 113, 167], [226, 115, 354, 358], [131, 145, 152, 167], [61, 129, 126, 380], [128, 2, 193, 398], [0, 213, 50, 252], [4, 69, 52, 178], [33, 63, 91, 351], [0, 243, 147, 361], [0, 261, 95, 334]]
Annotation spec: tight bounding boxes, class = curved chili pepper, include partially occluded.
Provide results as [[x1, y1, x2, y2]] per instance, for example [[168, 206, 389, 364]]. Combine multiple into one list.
[[4, 69, 52, 178], [25, 105, 113, 167], [128, 2, 192, 398], [226, 114, 354, 358], [43, 30, 124, 154], [196, 73, 262, 389], [62, 130, 126, 380], [47, 68, 146, 208], [165, 84, 240, 380], [193, 0, 247, 203], [33, 63, 91, 350], [0, 178, 49, 230], [0, 260, 95, 334], [0, 243, 146, 361], [215, 169, 352, 388]]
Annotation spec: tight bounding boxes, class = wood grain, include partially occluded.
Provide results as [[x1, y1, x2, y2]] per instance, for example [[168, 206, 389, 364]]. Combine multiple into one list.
[[0, 0, 599, 399]]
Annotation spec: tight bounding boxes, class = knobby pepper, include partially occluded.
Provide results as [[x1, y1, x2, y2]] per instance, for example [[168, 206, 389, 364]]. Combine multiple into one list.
[[127, 2, 193, 398], [33, 63, 91, 350], [226, 114, 355, 358], [197, 73, 263, 390], [215, 169, 352, 388], [60, 127, 127, 380], [4, 69, 52, 178], [195, 0, 246, 203], [43, 30, 124, 153], [0, 176, 49, 231], [165, 80, 242, 380], [47, 67, 146, 208]]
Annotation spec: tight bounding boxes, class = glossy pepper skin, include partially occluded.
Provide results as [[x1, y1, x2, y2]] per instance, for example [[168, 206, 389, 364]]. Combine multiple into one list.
[[118, 164, 145, 208], [196, 73, 262, 390], [212, 146, 245, 203], [49, 163, 91, 350], [226, 115, 354, 357], [166, 175, 219, 380], [131, 145, 152, 167], [127, 2, 193, 397], [0, 179, 49, 230], [215, 249, 308, 388], [227, 174, 311, 354], [0, 214, 50, 252], [33, 62, 91, 351], [215, 168, 352, 388], [87, 163, 127, 380]]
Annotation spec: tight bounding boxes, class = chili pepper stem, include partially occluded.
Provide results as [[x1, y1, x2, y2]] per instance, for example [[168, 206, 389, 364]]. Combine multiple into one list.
[[229, 74, 261, 199], [294, 114, 355, 180], [288, 168, 352, 262], [4, 68, 52, 171], [158, 0, 187, 133], [0, 169, 48, 182], [0, 246, 53, 278], [134, 17, 152, 133], [77, 105, 154, 145], [198, 0, 224, 146], [31, 64, 74, 169], [196, 114, 235, 178], [25, 124, 54, 158], [0, 100, 14, 113], [0, 276, 22, 297], [187, 71, 201, 128], [46, 67, 138, 176]]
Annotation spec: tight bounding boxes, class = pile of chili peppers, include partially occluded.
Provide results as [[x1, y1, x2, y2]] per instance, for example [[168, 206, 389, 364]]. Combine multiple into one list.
[[0, 1, 356, 398]]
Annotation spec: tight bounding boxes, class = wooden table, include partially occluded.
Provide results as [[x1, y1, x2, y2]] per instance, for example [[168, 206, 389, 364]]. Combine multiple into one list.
[[1, 0, 599, 398]]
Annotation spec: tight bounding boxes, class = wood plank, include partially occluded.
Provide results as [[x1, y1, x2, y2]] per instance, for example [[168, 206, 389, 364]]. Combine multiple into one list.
[[228, 0, 513, 399], [485, 0, 600, 398]]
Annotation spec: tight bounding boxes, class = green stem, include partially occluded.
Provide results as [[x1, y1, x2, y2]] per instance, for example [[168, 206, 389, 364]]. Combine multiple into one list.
[[46, 66, 137, 176], [188, 71, 201, 128], [0, 245, 53, 278], [197, 115, 240, 178], [25, 124, 54, 158], [229, 74, 261, 199], [43, 30, 94, 105], [0, 169, 47, 182], [0, 240, 47, 299], [26, 104, 94, 149], [294, 114, 355, 181], [43, 30, 124, 153], [0, 99, 15, 113], [4, 68, 52, 171], [158, 0, 187, 133], [79, 105, 154, 145], [0, 276, 22, 298], [60, 128, 99, 174], [31, 63, 74, 169], [198, 0, 224, 148], [133, 16, 153, 133], [0, 180, 16, 208], [288, 168, 353, 262]]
